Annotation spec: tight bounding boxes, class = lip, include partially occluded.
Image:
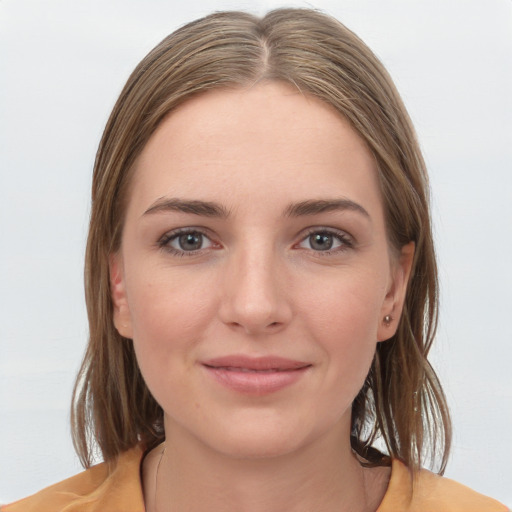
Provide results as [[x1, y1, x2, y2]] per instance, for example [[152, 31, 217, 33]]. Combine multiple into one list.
[[201, 355, 311, 395]]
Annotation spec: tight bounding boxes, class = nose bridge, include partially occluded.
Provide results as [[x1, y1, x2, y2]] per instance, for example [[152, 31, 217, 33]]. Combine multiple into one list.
[[219, 236, 291, 334]]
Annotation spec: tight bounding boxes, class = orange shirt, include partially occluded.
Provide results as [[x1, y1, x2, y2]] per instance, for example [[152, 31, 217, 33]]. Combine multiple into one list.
[[2, 446, 508, 512]]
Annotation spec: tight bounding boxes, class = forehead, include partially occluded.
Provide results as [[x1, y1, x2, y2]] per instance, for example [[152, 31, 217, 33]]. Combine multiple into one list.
[[128, 82, 382, 217]]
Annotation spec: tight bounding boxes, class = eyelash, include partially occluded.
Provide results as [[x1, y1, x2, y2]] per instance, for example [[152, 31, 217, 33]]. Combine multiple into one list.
[[296, 227, 354, 255], [157, 228, 216, 257], [157, 227, 354, 257]]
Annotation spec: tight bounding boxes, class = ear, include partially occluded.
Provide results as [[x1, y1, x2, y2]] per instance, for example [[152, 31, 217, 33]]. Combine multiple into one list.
[[109, 253, 133, 339], [377, 242, 415, 342]]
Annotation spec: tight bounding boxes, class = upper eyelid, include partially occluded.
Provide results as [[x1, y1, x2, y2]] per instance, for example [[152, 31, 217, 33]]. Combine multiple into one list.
[[159, 226, 214, 240], [298, 226, 354, 240]]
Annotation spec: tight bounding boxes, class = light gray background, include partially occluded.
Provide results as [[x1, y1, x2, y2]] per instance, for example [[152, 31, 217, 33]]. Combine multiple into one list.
[[1, 0, 511, 506]]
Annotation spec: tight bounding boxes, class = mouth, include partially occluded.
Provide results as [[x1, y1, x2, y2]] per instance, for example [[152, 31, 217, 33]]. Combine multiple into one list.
[[201, 355, 312, 395], [203, 355, 311, 371], [207, 367, 303, 373]]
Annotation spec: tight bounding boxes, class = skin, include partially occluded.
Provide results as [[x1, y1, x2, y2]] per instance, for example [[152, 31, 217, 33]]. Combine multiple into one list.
[[110, 82, 414, 512]]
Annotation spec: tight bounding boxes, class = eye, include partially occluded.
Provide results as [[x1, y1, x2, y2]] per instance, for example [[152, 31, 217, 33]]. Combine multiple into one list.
[[297, 229, 353, 253], [159, 229, 214, 255]]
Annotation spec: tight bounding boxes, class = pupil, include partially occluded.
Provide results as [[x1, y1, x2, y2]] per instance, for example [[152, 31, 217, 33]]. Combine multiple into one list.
[[179, 233, 202, 251], [310, 233, 333, 251]]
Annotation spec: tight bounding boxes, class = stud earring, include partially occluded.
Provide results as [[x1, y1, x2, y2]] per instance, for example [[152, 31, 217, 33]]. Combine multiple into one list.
[[383, 315, 392, 325]]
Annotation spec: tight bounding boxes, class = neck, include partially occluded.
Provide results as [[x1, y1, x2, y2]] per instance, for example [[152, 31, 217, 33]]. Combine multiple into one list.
[[143, 421, 389, 512]]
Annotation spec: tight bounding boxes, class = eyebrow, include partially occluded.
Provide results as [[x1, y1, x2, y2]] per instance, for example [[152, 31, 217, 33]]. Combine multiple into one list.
[[142, 197, 369, 219], [143, 198, 230, 218], [284, 199, 370, 219]]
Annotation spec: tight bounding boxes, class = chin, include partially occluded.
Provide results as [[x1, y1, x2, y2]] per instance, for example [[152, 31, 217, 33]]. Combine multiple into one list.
[[196, 411, 340, 462], [209, 430, 308, 460]]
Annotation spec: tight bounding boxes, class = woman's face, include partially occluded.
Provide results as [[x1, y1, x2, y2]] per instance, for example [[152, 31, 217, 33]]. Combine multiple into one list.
[[110, 82, 412, 459]]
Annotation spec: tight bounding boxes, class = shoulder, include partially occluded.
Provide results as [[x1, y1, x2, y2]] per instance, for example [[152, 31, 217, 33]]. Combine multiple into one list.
[[1, 446, 145, 512], [378, 459, 509, 512]]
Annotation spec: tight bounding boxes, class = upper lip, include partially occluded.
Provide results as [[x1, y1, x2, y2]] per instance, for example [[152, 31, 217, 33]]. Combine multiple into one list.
[[202, 355, 311, 371]]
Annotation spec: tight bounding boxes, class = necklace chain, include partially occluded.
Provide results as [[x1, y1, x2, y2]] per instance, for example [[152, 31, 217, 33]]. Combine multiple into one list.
[[153, 443, 374, 512], [154, 444, 166, 512]]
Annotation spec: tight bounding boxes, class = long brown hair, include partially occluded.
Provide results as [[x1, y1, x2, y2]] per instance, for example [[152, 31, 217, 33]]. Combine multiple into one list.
[[72, 8, 451, 473]]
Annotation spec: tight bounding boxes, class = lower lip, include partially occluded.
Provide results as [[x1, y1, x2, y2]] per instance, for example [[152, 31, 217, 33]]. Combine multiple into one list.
[[203, 366, 310, 395]]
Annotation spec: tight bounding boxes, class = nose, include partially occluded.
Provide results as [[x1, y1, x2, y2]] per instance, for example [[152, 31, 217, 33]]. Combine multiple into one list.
[[218, 243, 293, 335]]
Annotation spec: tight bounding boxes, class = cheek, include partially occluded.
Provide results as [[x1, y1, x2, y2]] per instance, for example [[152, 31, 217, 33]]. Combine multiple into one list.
[[302, 267, 387, 342], [300, 270, 386, 391], [125, 270, 217, 379], [128, 265, 214, 332]]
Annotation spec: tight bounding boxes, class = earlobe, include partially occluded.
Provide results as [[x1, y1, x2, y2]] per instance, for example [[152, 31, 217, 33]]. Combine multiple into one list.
[[377, 242, 415, 342], [109, 253, 133, 339]]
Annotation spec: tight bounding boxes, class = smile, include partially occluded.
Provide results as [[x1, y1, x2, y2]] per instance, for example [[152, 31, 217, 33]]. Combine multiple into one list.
[[202, 356, 311, 395], [212, 367, 298, 373]]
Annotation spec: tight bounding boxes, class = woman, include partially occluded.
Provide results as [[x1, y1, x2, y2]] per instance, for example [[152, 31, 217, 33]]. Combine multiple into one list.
[[2, 8, 507, 512]]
